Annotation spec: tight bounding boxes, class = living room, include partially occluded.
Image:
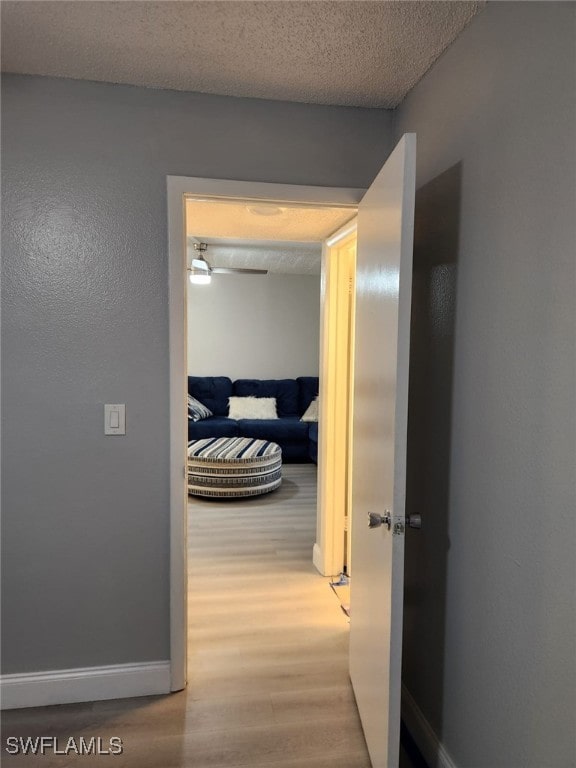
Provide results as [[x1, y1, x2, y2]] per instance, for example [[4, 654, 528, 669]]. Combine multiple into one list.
[[183, 195, 355, 509]]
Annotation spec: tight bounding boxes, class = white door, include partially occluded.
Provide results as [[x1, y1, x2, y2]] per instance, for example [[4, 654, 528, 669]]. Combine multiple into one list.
[[348, 134, 417, 768]]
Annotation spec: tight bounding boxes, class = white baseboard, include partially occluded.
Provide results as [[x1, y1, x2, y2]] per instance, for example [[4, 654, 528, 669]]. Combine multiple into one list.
[[312, 542, 325, 575], [401, 683, 458, 768], [0, 661, 171, 710]]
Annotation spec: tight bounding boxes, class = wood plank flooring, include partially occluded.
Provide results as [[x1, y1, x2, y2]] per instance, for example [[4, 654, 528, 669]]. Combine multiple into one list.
[[183, 463, 371, 767], [1, 464, 424, 768]]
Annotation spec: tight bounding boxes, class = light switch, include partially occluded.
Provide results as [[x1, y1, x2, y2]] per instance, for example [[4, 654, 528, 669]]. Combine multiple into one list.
[[105, 404, 126, 435]]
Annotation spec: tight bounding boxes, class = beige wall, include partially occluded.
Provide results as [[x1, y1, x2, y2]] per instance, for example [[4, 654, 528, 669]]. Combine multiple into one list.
[[187, 273, 321, 380]]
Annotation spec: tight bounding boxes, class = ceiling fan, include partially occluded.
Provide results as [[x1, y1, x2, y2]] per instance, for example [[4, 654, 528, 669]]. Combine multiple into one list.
[[188, 242, 268, 284]]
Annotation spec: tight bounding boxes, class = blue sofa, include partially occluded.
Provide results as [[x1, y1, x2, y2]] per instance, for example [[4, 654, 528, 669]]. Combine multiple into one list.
[[188, 376, 319, 463]]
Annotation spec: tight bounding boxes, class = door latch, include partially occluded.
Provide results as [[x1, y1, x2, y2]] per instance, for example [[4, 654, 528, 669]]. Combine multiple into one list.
[[394, 514, 422, 535]]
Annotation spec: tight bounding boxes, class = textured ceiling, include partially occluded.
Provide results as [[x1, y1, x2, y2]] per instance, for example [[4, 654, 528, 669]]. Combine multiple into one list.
[[186, 199, 355, 275], [189, 238, 323, 276], [186, 199, 355, 241], [1, 1, 483, 108]]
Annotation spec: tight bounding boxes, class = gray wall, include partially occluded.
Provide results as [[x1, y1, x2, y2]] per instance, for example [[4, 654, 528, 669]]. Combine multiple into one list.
[[188, 274, 321, 380], [397, 3, 576, 767], [0, 75, 393, 673], [3, 7, 574, 764]]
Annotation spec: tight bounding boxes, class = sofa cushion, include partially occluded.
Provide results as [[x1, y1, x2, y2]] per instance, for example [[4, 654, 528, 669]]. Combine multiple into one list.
[[283, 444, 310, 462], [297, 377, 319, 415], [188, 376, 233, 416], [237, 417, 309, 444], [308, 422, 318, 444], [233, 379, 299, 417], [188, 417, 239, 440]]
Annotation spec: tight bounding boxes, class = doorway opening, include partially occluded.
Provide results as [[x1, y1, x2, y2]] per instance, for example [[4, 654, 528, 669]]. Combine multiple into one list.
[[168, 176, 364, 691]]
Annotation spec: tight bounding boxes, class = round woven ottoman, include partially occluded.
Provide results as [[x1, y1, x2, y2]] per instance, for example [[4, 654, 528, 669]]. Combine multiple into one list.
[[187, 437, 282, 499]]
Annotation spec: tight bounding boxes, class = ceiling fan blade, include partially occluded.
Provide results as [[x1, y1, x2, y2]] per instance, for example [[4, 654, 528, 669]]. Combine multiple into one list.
[[211, 267, 268, 275], [192, 244, 267, 275]]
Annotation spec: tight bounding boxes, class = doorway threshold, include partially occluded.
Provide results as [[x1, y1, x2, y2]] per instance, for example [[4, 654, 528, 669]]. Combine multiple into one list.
[[329, 573, 350, 617]]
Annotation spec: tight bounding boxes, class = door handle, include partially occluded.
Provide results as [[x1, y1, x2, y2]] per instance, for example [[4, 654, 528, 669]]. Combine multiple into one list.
[[368, 511, 422, 532], [368, 511, 391, 530], [407, 514, 422, 529]]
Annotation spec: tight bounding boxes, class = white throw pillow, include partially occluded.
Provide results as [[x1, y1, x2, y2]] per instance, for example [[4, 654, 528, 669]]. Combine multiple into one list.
[[228, 396, 278, 420], [301, 396, 319, 422]]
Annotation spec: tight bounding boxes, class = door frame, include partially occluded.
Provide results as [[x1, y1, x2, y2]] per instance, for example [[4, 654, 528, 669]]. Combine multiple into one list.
[[167, 175, 365, 690], [314, 220, 358, 578]]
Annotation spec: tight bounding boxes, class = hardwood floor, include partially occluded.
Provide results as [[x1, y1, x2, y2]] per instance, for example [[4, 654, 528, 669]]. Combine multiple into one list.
[[1, 464, 425, 768], [183, 463, 371, 767]]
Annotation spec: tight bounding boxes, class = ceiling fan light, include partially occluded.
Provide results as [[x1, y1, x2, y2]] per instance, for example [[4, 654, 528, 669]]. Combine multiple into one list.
[[247, 204, 282, 217], [189, 270, 211, 285]]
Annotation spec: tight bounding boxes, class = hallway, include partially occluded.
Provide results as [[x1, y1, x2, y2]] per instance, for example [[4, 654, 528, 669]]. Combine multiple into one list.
[[2, 464, 426, 767], [183, 463, 371, 766], [1, 465, 371, 767]]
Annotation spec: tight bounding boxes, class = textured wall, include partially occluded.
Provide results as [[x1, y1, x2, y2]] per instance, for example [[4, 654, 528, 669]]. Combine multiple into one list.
[[187, 275, 320, 380], [0, 75, 393, 673], [397, 3, 576, 767]]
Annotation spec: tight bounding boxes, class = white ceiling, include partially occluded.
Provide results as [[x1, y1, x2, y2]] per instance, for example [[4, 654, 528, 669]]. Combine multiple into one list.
[[190, 238, 323, 276], [1, 1, 484, 109], [185, 199, 356, 241], [186, 199, 356, 275]]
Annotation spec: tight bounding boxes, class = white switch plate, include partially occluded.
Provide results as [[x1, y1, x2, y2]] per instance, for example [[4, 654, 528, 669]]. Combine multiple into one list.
[[104, 404, 126, 435]]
